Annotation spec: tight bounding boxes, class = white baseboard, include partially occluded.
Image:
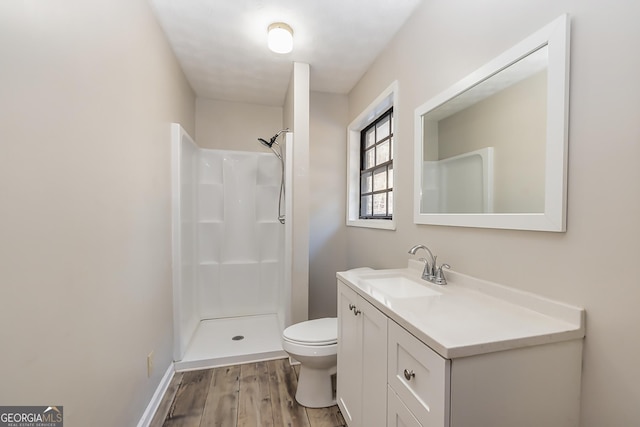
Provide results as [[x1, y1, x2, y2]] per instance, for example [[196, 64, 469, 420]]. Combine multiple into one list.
[[136, 364, 175, 427]]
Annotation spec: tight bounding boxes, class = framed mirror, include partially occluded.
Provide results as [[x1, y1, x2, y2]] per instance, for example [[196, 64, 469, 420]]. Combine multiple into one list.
[[414, 15, 570, 231]]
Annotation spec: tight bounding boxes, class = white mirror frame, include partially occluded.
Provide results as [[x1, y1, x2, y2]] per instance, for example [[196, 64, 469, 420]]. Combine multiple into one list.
[[413, 14, 570, 232]]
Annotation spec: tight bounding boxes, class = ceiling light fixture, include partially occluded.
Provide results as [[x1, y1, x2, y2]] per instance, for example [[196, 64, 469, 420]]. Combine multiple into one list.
[[267, 22, 293, 54]]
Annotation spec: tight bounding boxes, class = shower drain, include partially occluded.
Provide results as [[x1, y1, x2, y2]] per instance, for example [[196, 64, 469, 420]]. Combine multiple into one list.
[[232, 335, 245, 341]]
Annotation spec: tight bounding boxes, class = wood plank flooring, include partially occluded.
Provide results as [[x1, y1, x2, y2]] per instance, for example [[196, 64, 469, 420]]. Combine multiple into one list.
[[150, 358, 346, 427]]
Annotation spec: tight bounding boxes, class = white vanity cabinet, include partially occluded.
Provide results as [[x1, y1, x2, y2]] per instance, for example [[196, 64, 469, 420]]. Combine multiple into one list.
[[386, 320, 583, 427], [337, 281, 388, 427], [336, 264, 585, 427], [387, 321, 450, 427]]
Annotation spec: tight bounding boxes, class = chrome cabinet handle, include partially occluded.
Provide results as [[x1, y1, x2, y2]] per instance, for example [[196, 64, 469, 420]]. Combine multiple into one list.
[[348, 303, 361, 315], [403, 369, 415, 381]]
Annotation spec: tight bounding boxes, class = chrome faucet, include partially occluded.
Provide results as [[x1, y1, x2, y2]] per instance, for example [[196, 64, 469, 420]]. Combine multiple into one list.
[[408, 244, 450, 285], [408, 244, 435, 280]]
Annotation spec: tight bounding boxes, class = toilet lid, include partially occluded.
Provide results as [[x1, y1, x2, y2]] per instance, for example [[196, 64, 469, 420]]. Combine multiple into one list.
[[283, 318, 337, 346]]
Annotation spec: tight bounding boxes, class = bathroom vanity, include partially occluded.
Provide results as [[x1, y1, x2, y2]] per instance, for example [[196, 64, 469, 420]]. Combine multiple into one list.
[[336, 261, 584, 427]]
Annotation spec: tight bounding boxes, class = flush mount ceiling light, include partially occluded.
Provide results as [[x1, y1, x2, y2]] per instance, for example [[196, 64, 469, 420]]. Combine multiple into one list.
[[268, 22, 293, 54]]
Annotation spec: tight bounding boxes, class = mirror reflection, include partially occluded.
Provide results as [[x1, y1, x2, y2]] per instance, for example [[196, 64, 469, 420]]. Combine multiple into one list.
[[420, 46, 548, 214]]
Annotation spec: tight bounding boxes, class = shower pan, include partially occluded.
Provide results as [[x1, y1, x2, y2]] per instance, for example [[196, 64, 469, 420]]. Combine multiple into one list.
[[171, 123, 293, 371]]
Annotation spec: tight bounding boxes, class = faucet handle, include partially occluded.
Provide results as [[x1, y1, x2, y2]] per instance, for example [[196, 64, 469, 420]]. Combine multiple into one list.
[[434, 263, 450, 285], [431, 255, 438, 278], [418, 258, 431, 280]]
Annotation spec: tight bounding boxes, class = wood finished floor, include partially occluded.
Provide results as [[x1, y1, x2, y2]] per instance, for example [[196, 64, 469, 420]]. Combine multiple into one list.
[[150, 358, 346, 427]]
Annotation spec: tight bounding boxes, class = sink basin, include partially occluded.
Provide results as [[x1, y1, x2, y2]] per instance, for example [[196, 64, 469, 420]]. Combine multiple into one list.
[[361, 274, 441, 299]]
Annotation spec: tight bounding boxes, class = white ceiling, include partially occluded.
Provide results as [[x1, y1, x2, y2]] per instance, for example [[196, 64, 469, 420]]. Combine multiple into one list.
[[149, 0, 423, 106]]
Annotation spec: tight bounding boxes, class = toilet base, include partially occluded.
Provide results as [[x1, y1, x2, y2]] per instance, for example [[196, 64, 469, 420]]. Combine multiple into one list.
[[295, 364, 337, 408]]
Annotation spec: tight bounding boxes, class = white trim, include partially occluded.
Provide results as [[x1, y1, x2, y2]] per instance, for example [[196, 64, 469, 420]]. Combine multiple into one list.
[[347, 218, 396, 230], [170, 123, 182, 360], [283, 132, 294, 327], [346, 81, 398, 230], [136, 364, 175, 427], [170, 123, 199, 361]]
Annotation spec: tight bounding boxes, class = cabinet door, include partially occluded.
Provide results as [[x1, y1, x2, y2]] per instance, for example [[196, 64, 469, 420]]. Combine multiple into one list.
[[388, 386, 423, 427], [337, 281, 388, 427], [337, 282, 362, 425], [360, 295, 388, 427]]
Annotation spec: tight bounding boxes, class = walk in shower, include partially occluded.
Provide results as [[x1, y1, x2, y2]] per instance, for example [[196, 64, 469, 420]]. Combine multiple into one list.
[[171, 123, 292, 371]]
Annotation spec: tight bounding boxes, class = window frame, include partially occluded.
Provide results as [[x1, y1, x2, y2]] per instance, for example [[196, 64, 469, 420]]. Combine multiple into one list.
[[346, 81, 397, 230]]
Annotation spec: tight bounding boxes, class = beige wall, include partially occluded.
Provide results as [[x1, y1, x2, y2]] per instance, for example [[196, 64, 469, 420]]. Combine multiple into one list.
[[195, 98, 283, 151], [438, 71, 547, 212], [309, 92, 349, 319], [289, 63, 311, 324], [0, 1, 195, 426], [348, 0, 640, 425], [284, 71, 295, 130]]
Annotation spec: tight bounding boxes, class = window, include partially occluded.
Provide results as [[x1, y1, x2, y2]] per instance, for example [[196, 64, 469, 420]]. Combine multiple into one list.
[[359, 108, 393, 219], [346, 81, 397, 230]]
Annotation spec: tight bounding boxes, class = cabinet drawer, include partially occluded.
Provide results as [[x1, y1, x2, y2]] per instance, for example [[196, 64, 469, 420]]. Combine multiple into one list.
[[388, 320, 450, 427]]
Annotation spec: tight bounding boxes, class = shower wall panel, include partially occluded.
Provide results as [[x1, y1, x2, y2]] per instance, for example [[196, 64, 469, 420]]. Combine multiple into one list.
[[172, 125, 200, 360], [197, 149, 283, 320]]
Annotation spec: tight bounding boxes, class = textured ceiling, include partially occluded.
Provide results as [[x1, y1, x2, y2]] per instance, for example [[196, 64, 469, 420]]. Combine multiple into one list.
[[149, 0, 423, 106]]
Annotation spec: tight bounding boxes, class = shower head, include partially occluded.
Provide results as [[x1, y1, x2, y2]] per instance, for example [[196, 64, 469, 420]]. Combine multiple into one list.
[[258, 137, 273, 148], [258, 128, 290, 149]]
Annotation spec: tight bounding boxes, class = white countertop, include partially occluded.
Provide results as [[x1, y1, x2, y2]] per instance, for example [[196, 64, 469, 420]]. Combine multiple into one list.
[[336, 260, 585, 359]]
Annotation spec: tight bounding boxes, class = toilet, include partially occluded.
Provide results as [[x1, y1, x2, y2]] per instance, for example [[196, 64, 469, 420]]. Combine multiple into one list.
[[282, 317, 338, 408]]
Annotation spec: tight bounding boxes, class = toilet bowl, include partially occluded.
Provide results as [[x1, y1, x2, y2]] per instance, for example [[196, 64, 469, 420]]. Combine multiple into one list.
[[282, 317, 338, 408]]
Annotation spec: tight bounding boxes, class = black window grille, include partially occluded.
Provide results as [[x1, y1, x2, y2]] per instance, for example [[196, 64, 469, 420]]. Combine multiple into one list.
[[359, 108, 393, 219]]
